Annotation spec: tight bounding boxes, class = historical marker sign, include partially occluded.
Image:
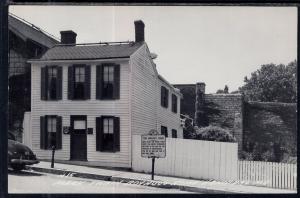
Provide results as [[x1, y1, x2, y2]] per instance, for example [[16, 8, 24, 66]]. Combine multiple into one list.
[[141, 131, 166, 158]]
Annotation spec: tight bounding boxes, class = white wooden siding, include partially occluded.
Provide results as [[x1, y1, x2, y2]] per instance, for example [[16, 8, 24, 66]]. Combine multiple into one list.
[[31, 60, 131, 167], [130, 44, 183, 140], [157, 78, 183, 138], [130, 45, 157, 140]]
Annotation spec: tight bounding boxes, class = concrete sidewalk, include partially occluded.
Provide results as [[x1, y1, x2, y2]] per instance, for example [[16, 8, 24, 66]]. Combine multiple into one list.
[[30, 161, 296, 194]]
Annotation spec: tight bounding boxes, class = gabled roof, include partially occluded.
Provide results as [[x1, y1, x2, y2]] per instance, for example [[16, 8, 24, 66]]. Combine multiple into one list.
[[38, 42, 144, 61], [9, 14, 59, 48]]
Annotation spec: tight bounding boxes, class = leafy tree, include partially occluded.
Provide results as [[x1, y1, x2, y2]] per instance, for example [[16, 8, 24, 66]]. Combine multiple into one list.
[[195, 126, 236, 142], [239, 60, 297, 103], [216, 85, 229, 94]]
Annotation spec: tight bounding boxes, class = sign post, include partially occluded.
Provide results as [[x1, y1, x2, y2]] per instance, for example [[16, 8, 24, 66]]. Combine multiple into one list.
[[141, 129, 166, 180]]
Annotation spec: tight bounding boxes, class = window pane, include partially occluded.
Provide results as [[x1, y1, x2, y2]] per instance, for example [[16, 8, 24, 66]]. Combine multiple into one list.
[[52, 118, 56, 132], [108, 72, 114, 82], [108, 118, 114, 134], [103, 73, 108, 82], [47, 118, 52, 132], [75, 67, 80, 75], [47, 117, 56, 133], [103, 119, 109, 134], [74, 120, 86, 129]]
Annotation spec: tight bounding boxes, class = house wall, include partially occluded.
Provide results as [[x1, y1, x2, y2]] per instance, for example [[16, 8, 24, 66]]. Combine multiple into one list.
[[31, 59, 131, 168], [157, 79, 183, 138], [130, 44, 183, 139]]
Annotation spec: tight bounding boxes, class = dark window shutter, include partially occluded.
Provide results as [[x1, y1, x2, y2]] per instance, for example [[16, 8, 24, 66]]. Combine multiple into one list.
[[165, 89, 169, 108], [57, 66, 63, 100], [96, 65, 103, 99], [41, 67, 48, 100], [172, 94, 177, 113], [84, 65, 91, 99], [113, 64, 120, 99], [161, 87, 164, 106], [56, 116, 62, 149], [68, 66, 74, 99], [96, 117, 103, 151], [113, 117, 120, 152], [40, 116, 47, 149]]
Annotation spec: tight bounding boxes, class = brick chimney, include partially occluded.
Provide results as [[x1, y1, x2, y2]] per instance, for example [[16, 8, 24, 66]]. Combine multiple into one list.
[[134, 20, 145, 42], [194, 82, 206, 127], [60, 30, 77, 45]]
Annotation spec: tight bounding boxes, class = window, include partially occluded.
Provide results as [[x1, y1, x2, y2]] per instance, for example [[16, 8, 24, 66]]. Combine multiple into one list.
[[102, 117, 114, 151], [40, 115, 62, 150], [41, 66, 62, 100], [103, 65, 114, 99], [172, 129, 177, 138], [74, 66, 85, 99], [96, 116, 120, 152], [96, 64, 120, 100], [68, 65, 91, 100], [161, 86, 169, 108], [47, 67, 57, 99], [161, 126, 168, 137], [172, 94, 178, 113], [47, 116, 57, 148]]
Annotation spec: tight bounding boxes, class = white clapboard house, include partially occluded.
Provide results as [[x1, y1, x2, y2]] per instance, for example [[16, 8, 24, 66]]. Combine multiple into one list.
[[26, 20, 183, 168]]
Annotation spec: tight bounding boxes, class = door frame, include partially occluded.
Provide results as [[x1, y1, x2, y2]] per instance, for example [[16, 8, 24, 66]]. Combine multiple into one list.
[[70, 115, 87, 161]]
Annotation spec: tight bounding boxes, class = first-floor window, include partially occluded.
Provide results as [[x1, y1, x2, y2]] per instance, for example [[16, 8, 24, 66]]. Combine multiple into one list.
[[103, 117, 114, 151], [161, 126, 168, 137], [47, 116, 57, 147], [96, 116, 120, 152], [172, 129, 177, 138], [40, 115, 62, 150]]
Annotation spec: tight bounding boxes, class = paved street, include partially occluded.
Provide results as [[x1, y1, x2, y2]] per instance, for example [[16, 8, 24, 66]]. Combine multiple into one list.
[[8, 169, 193, 194]]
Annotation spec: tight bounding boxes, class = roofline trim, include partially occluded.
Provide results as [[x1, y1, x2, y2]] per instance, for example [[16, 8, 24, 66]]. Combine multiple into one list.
[[28, 57, 130, 64], [158, 74, 183, 97]]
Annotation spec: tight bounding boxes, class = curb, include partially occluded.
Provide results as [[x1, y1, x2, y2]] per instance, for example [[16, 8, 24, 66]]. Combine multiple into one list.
[[30, 166, 238, 194]]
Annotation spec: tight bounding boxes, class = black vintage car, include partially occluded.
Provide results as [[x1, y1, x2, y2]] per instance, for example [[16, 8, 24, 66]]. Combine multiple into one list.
[[8, 133, 39, 171]]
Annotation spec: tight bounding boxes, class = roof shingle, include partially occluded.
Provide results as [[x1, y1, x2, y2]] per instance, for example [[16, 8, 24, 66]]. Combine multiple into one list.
[[39, 42, 144, 61]]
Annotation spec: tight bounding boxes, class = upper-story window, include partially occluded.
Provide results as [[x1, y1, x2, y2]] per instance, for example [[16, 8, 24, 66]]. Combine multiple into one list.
[[41, 66, 62, 100], [96, 64, 120, 100], [171, 94, 178, 113], [103, 65, 114, 99], [161, 86, 169, 108], [74, 66, 85, 99], [68, 64, 91, 100], [47, 67, 57, 99]]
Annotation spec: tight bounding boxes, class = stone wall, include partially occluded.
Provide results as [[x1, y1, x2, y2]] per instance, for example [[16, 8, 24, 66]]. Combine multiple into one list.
[[204, 94, 244, 152], [243, 102, 297, 161], [173, 83, 297, 160]]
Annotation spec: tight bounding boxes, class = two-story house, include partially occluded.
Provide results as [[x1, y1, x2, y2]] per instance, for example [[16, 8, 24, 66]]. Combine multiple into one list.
[[27, 20, 183, 168]]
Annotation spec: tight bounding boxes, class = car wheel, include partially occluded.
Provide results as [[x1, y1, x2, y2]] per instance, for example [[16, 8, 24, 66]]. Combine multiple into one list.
[[11, 164, 25, 171]]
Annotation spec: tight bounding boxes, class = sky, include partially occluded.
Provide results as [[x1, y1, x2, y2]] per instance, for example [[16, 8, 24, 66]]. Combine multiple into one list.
[[9, 6, 297, 93]]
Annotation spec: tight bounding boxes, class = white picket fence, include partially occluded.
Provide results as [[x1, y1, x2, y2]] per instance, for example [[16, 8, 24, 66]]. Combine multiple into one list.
[[132, 135, 238, 181], [238, 161, 297, 190]]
